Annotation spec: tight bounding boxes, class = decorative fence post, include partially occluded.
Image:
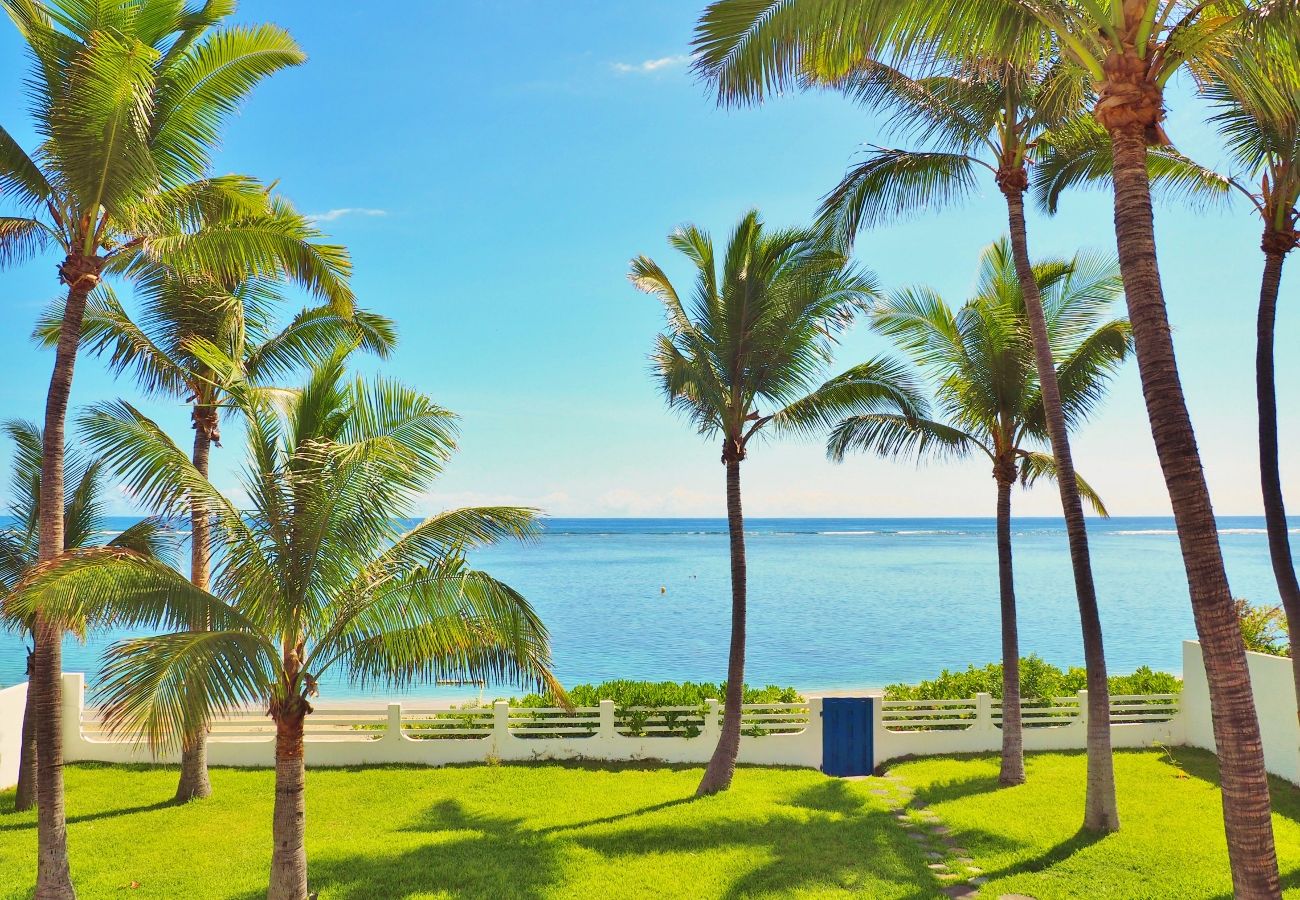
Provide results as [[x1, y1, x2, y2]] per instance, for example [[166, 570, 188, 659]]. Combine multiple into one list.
[[598, 699, 616, 739], [386, 703, 403, 742], [1077, 690, 1089, 728], [492, 700, 510, 759], [704, 699, 721, 743], [974, 692, 993, 741]]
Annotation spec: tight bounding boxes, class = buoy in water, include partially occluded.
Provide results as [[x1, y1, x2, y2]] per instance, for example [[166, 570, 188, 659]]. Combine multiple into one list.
[[660, 586, 666, 594]]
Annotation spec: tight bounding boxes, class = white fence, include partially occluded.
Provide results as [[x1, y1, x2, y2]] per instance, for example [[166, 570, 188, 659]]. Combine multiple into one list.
[[56, 673, 824, 771], [0, 640, 1296, 788]]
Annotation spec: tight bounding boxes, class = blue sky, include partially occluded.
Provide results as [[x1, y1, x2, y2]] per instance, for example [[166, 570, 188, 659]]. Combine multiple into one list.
[[0, 1, 1294, 518]]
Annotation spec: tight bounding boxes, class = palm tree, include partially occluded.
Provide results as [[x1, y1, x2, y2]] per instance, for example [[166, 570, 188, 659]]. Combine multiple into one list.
[[630, 210, 928, 795], [0, 421, 167, 811], [1, 3, 348, 890], [1032, 30, 1300, 731], [829, 239, 1128, 783], [12, 354, 560, 900], [1210, 32, 1300, 728], [35, 273, 396, 801], [815, 53, 1132, 828], [692, 5, 1283, 892]]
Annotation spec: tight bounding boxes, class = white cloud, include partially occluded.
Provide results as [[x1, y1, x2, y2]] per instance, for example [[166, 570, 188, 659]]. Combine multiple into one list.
[[612, 54, 689, 75], [305, 207, 388, 224]]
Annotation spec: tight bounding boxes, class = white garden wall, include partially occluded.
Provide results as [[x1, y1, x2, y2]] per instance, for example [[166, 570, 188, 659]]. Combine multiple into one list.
[[0, 682, 27, 790], [1181, 639, 1299, 784], [0, 642, 1297, 790]]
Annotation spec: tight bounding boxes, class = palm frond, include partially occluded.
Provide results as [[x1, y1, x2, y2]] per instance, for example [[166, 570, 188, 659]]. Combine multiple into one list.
[[0, 216, 56, 266], [827, 411, 981, 462], [818, 148, 983, 243], [1018, 451, 1108, 515], [768, 355, 930, 438]]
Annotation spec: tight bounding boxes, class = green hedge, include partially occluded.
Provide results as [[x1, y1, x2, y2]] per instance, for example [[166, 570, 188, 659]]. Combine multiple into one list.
[[883, 656, 1181, 701], [501, 680, 803, 708]]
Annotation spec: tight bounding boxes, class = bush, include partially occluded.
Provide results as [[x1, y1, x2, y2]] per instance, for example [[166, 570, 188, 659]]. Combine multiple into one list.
[[883, 656, 1181, 701], [501, 680, 803, 708], [1235, 598, 1290, 656]]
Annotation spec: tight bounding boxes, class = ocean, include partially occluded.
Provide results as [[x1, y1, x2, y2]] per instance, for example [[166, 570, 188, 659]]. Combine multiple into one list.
[[0, 516, 1289, 700]]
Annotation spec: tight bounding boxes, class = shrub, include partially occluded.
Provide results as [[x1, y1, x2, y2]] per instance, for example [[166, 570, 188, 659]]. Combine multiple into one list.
[[1235, 598, 1290, 656], [883, 656, 1181, 701]]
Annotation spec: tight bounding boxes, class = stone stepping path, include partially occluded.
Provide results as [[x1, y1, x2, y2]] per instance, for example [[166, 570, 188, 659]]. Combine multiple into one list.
[[853, 771, 990, 895]]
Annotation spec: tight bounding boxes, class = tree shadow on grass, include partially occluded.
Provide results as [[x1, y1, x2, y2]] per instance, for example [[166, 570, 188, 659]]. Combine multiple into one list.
[[0, 797, 175, 832], [569, 779, 941, 900], [305, 799, 564, 900], [1163, 746, 1300, 825], [975, 826, 1106, 882]]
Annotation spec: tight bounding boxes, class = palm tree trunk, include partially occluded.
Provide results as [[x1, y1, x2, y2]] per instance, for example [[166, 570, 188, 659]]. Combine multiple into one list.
[[14, 641, 38, 811], [1004, 188, 1118, 829], [175, 420, 214, 802], [268, 706, 308, 900], [1109, 122, 1279, 897], [697, 456, 747, 797], [1255, 240, 1300, 716], [34, 267, 96, 899], [995, 467, 1024, 786]]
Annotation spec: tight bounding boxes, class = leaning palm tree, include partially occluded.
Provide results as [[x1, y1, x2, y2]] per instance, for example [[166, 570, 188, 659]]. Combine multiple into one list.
[[829, 239, 1128, 784], [815, 52, 1137, 829], [12, 353, 559, 900], [1210, 32, 1300, 726], [37, 271, 396, 801], [0, 421, 167, 811], [1032, 29, 1300, 731], [631, 210, 928, 795], [693, 4, 1283, 892], [1, 3, 347, 890]]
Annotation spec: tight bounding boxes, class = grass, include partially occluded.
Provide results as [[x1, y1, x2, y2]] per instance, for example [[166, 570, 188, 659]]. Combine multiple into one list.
[[0, 749, 1296, 898], [889, 747, 1300, 899]]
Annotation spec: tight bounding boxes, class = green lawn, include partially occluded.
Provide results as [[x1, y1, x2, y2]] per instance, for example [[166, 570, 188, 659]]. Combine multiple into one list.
[[0, 750, 1297, 898]]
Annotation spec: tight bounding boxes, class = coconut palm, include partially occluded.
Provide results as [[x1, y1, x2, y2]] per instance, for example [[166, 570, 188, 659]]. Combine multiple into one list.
[[11, 353, 559, 900], [1032, 28, 1300, 732], [0, 3, 347, 890], [35, 273, 396, 801], [829, 239, 1128, 783], [0, 420, 168, 811], [693, 4, 1283, 892], [631, 210, 928, 795], [816, 53, 1135, 827]]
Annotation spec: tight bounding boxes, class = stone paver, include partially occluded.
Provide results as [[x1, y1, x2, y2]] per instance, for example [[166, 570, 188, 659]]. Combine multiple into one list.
[[941, 887, 979, 899]]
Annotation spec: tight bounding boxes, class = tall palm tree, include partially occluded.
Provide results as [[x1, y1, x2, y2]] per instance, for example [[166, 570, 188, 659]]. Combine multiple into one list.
[[36, 273, 396, 801], [829, 239, 1128, 783], [12, 354, 560, 900], [692, 4, 1283, 893], [631, 210, 928, 795], [815, 53, 1132, 829], [1, 3, 348, 891], [1032, 30, 1300, 729], [0, 421, 167, 812], [1211, 32, 1300, 726]]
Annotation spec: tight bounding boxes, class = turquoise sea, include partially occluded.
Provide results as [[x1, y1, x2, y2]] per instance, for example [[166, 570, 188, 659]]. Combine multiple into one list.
[[0, 516, 1290, 700]]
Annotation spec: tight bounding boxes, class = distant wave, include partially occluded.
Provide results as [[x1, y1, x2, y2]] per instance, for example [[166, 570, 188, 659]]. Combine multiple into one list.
[[1111, 527, 1299, 536]]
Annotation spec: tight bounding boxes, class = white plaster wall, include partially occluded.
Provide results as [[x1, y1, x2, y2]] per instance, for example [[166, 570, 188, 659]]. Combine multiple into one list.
[[0, 682, 27, 790], [59, 676, 825, 770], [873, 690, 1185, 766], [1182, 639, 1299, 785]]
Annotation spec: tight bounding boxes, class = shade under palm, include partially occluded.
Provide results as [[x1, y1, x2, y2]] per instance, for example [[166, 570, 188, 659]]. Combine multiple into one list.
[[632, 210, 928, 796], [14, 354, 560, 900], [829, 239, 1129, 785]]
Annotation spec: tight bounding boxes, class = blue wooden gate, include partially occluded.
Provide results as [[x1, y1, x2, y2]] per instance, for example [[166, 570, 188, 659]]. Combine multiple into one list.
[[821, 697, 874, 776]]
